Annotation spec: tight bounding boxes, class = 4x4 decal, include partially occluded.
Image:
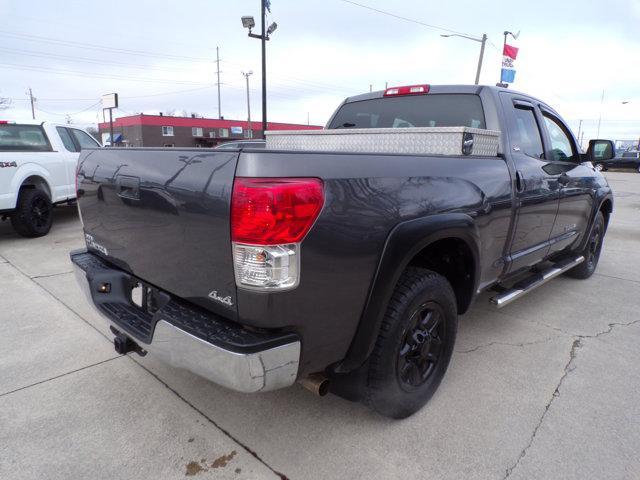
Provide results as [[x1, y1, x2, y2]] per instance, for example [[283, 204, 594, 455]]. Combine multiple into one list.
[[0, 161, 17, 168]]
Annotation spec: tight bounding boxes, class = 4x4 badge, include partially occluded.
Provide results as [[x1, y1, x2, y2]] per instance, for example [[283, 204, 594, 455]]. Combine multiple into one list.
[[208, 290, 233, 306]]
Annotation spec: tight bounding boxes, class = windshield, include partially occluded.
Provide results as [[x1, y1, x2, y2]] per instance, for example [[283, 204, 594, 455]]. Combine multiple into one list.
[[328, 94, 486, 130]]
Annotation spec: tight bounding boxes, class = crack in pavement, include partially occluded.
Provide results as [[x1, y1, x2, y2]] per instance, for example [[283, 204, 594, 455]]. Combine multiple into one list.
[[127, 356, 290, 480], [456, 337, 556, 354], [31, 270, 74, 279], [4, 255, 290, 480], [0, 356, 123, 398], [502, 318, 640, 479]]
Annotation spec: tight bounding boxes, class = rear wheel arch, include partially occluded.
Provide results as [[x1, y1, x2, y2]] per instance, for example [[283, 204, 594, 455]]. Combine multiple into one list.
[[600, 197, 612, 229], [334, 214, 480, 373], [19, 175, 52, 200]]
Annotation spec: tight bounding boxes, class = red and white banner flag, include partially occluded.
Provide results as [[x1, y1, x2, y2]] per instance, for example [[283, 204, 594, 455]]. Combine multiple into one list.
[[501, 44, 519, 84], [503, 44, 519, 60]]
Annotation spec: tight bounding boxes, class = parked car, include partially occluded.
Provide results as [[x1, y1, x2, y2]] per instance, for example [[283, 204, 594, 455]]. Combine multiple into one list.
[[595, 150, 640, 173], [71, 85, 614, 418], [0, 121, 100, 237], [214, 139, 266, 149]]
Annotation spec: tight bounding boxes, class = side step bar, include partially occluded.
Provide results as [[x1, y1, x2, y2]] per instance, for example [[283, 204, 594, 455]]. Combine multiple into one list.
[[490, 256, 585, 308]]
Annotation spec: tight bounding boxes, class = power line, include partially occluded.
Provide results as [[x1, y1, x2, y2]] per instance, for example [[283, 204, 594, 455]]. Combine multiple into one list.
[[337, 0, 474, 36], [35, 101, 101, 116], [0, 46, 210, 74], [0, 30, 213, 63], [0, 62, 209, 86]]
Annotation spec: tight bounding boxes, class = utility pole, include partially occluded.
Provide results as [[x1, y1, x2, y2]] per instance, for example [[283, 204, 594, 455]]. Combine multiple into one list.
[[577, 119, 583, 144], [216, 46, 222, 119], [27, 87, 35, 119], [596, 89, 605, 138], [242, 71, 253, 139]]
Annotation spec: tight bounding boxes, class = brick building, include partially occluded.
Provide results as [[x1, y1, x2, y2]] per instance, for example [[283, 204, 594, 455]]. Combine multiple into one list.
[[98, 114, 321, 147]]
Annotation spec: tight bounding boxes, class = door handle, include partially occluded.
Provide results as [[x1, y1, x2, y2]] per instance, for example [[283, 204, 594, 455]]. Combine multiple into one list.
[[116, 175, 140, 200], [557, 173, 570, 186], [515, 170, 525, 192]]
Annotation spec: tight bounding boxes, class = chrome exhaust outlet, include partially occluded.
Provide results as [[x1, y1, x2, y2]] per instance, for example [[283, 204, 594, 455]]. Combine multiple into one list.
[[299, 373, 330, 396]]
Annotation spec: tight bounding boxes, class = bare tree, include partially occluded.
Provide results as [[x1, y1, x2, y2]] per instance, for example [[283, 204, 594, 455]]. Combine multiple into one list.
[[0, 96, 11, 110], [86, 126, 99, 138]]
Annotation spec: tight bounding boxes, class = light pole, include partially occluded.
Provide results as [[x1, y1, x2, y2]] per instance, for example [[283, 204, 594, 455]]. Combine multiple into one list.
[[241, 3, 277, 138], [242, 70, 253, 139], [441, 33, 487, 85]]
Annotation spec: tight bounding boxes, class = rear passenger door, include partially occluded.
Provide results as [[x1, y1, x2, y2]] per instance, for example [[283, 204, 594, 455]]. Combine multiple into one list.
[[55, 126, 80, 199], [501, 95, 560, 273], [540, 111, 595, 256]]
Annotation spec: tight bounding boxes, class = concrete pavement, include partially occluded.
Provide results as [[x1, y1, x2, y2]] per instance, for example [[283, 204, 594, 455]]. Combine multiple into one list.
[[1, 171, 638, 479]]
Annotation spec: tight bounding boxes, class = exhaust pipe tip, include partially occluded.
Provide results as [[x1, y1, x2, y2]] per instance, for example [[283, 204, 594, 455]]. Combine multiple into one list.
[[299, 373, 330, 397]]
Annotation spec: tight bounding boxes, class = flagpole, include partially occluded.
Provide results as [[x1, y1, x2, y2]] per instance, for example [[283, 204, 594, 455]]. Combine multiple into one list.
[[501, 31, 508, 83]]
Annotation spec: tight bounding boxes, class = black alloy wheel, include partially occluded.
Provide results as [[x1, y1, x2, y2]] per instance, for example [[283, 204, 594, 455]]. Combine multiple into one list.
[[365, 267, 457, 418], [565, 211, 605, 279], [397, 302, 445, 390], [30, 195, 52, 229], [11, 188, 54, 237]]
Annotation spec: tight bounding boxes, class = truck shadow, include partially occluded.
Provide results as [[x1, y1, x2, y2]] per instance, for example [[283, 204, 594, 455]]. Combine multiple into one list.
[[0, 205, 80, 241]]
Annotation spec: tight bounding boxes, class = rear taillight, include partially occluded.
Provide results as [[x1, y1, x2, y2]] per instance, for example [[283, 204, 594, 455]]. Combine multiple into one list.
[[75, 162, 83, 227], [384, 84, 430, 96], [231, 177, 324, 290], [231, 178, 324, 245]]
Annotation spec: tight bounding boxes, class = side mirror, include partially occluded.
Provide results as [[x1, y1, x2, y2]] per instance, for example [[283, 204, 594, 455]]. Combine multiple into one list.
[[587, 139, 615, 161]]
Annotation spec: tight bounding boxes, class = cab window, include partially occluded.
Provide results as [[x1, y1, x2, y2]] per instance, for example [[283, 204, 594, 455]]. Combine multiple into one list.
[[542, 114, 577, 162]]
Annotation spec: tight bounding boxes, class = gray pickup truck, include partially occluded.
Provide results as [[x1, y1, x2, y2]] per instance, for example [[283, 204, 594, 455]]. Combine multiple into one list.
[[71, 85, 614, 418]]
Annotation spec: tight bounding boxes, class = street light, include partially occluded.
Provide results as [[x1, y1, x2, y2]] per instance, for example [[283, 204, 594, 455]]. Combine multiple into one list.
[[242, 1, 277, 138], [441, 33, 487, 85], [242, 71, 254, 139], [241, 16, 255, 29]]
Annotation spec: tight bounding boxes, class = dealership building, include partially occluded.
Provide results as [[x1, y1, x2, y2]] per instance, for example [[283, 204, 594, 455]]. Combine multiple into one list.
[[98, 114, 321, 147]]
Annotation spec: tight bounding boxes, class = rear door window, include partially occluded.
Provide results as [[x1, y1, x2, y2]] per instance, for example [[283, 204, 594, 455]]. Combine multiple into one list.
[[328, 94, 486, 129], [70, 129, 100, 149], [511, 106, 544, 159], [0, 124, 51, 151], [56, 127, 78, 152]]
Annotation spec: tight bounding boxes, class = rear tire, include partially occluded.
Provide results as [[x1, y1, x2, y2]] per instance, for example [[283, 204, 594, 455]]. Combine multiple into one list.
[[11, 188, 53, 238], [365, 267, 457, 419], [565, 211, 605, 279]]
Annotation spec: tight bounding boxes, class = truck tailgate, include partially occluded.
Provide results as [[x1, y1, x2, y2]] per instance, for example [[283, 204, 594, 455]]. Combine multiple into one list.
[[76, 148, 239, 318]]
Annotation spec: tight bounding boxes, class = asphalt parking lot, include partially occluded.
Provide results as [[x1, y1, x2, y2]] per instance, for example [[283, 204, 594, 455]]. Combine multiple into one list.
[[1, 171, 639, 480]]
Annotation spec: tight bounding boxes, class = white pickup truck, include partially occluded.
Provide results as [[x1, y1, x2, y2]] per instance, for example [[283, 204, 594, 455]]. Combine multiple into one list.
[[0, 121, 100, 237]]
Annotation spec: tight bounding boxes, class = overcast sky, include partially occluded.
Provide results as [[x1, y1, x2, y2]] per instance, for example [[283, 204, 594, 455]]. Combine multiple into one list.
[[1, 0, 639, 142]]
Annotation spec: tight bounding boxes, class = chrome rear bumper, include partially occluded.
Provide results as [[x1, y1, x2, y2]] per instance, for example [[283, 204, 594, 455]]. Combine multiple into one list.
[[71, 250, 300, 393]]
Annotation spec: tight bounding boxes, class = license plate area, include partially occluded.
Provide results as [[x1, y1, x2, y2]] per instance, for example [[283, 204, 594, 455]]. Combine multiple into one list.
[[129, 280, 167, 314], [131, 282, 144, 308]]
